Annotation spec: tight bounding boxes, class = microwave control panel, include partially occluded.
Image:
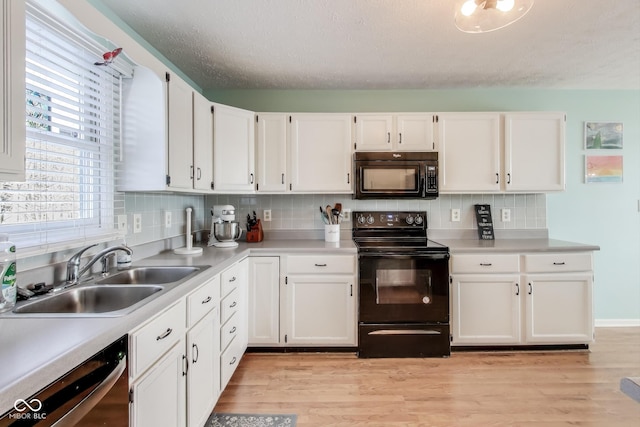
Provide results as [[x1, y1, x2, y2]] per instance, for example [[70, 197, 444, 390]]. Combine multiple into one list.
[[426, 165, 438, 193]]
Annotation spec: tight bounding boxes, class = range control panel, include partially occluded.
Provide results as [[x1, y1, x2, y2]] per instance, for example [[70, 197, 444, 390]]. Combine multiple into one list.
[[353, 211, 427, 229]]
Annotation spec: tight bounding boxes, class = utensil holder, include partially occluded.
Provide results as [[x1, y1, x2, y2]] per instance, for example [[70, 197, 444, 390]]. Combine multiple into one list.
[[324, 224, 340, 242]]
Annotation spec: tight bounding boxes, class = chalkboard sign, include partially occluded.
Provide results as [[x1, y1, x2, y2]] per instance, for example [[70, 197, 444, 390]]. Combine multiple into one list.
[[474, 204, 495, 240]]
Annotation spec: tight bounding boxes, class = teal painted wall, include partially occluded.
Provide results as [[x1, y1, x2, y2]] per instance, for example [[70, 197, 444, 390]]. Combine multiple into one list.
[[206, 89, 640, 322]]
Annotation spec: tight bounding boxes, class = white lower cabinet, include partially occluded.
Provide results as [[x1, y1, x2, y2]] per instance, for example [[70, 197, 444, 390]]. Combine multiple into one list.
[[450, 251, 594, 346], [451, 273, 521, 345], [248, 257, 280, 345], [282, 255, 357, 346], [130, 275, 222, 427], [219, 259, 249, 390], [130, 340, 186, 427], [186, 308, 220, 427]]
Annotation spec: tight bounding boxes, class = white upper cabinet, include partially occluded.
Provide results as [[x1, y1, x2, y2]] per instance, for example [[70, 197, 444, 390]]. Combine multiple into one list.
[[0, 0, 25, 181], [354, 113, 435, 151], [504, 112, 565, 192], [437, 113, 502, 192], [256, 113, 288, 192], [166, 72, 194, 190], [289, 113, 353, 193], [192, 92, 214, 192], [213, 103, 255, 192], [438, 112, 565, 193]]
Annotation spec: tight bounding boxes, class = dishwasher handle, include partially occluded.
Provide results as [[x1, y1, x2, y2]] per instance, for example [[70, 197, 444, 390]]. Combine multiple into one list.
[[52, 354, 126, 427]]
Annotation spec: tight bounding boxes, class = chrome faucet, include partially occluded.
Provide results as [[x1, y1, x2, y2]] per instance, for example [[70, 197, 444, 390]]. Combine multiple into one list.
[[65, 244, 133, 286]]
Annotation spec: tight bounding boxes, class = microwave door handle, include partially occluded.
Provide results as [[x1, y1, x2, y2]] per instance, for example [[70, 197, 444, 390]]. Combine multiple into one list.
[[52, 356, 126, 427]]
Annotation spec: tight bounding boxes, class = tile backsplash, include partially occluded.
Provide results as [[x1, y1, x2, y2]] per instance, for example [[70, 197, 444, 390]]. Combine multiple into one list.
[[203, 193, 546, 232]]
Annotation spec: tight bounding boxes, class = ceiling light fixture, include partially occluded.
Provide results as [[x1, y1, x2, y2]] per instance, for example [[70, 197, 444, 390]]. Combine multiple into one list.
[[455, 0, 535, 33]]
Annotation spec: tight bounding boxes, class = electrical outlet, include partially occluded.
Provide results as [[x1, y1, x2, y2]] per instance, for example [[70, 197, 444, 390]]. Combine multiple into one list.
[[342, 208, 352, 222], [116, 215, 127, 231], [164, 211, 172, 228], [501, 208, 511, 222], [133, 214, 142, 233], [451, 208, 461, 222], [263, 209, 272, 222]]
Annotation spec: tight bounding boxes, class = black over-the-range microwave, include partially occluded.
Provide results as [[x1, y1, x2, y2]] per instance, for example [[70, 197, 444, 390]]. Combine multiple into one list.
[[354, 151, 439, 199]]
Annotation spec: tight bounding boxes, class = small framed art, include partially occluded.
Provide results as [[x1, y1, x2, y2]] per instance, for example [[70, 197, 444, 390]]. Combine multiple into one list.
[[585, 155, 623, 183], [584, 122, 623, 149]]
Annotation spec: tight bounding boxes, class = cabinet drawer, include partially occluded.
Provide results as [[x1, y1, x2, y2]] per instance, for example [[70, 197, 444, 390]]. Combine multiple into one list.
[[130, 299, 186, 378], [451, 254, 520, 274], [220, 286, 239, 324], [287, 255, 355, 274], [221, 263, 241, 298], [187, 275, 219, 328], [523, 252, 592, 273], [220, 336, 244, 390], [220, 311, 240, 352]]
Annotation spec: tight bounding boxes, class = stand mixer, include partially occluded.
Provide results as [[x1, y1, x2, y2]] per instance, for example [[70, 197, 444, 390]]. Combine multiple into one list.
[[208, 205, 243, 248]]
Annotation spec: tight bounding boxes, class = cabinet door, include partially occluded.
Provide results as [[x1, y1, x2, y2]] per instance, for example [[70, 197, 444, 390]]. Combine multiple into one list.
[[290, 114, 353, 193], [396, 114, 435, 151], [354, 114, 393, 151], [167, 73, 194, 190], [187, 309, 220, 427], [504, 112, 565, 192], [256, 113, 287, 192], [283, 275, 356, 346], [193, 92, 214, 192], [213, 104, 255, 192], [524, 273, 593, 344], [437, 113, 501, 192], [248, 257, 280, 345], [130, 341, 186, 427], [450, 274, 521, 345], [0, 0, 25, 181]]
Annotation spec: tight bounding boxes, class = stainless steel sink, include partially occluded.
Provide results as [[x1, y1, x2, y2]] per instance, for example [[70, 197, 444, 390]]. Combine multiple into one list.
[[95, 266, 201, 285], [13, 285, 163, 315]]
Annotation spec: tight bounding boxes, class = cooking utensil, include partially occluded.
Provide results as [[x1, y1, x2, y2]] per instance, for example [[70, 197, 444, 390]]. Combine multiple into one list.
[[325, 205, 334, 224], [332, 208, 340, 225], [319, 206, 329, 224]]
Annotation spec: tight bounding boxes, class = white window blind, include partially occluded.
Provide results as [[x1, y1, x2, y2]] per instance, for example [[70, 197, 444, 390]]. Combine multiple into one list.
[[0, 5, 128, 255]]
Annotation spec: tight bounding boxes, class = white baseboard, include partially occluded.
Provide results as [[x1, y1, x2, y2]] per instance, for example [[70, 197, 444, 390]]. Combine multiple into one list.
[[595, 319, 640, 327]]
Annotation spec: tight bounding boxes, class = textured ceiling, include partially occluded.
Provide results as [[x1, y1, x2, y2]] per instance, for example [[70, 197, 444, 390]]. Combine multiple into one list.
[[98, 0, 640, 90]]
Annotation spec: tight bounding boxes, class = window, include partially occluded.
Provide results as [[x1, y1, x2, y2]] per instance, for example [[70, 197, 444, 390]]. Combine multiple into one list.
[[0, 4, 129, 254]]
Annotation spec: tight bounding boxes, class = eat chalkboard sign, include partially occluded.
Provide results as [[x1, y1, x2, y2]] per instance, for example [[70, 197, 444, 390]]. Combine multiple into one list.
[[474, 204, 495, 240]]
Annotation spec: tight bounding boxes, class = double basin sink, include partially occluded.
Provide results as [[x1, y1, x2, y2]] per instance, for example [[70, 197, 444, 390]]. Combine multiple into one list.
[[12, 266, 208, 317]]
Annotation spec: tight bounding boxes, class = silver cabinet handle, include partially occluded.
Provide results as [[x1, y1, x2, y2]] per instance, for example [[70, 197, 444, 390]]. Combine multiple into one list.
[[190, 165, 194, 179], [553, 262, 566, 265], [281, 173, 285, 184], [480, 263, 493, 266], [229, 357, 237, 365], [250, 173, 254, 184], [387, 132, 391, 143], [507, 173, 511, 184], [229, 276, 237, 282], [399, 133, 402, 144], [202, 296, 212, 304], [314, 263, 327, 267], [182, 355, 188, 376], [229, 301, 237, 308], [156, 328, 172, 341], [229, 326, 237, 334], [495, 173, 499, 184], [515, 283, 520, 296], [528, 283, 533, 295]]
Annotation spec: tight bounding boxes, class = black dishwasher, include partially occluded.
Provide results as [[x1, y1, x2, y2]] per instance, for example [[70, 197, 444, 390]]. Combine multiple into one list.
[[0, 335, 129, 427]]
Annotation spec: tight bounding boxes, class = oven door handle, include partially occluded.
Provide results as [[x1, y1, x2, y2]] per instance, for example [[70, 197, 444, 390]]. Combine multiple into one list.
[[359, 252, 450, 260], [52, 354, 126, 427]]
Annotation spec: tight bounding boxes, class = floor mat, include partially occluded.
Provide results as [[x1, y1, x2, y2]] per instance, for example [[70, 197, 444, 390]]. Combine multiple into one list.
[[207, 413, 297, 427]]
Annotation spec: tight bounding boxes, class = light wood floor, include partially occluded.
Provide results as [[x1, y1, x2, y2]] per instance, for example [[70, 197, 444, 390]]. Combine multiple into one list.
[[215, 328, 640, 426]]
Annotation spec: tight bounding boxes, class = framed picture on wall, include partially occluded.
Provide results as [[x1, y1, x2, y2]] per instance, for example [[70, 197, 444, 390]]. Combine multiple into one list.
[[585, 155, 623, 183], [584, 122, 623, 149]]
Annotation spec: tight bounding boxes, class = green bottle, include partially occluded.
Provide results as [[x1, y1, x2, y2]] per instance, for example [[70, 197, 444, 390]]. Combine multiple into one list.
[[0, 233, 17, 312]]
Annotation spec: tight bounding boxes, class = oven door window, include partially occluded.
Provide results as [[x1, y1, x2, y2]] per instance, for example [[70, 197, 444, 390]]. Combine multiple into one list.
[[361, 165, 420, 192], [375, 262, 432, 305], [359, 255, 449, 323]]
